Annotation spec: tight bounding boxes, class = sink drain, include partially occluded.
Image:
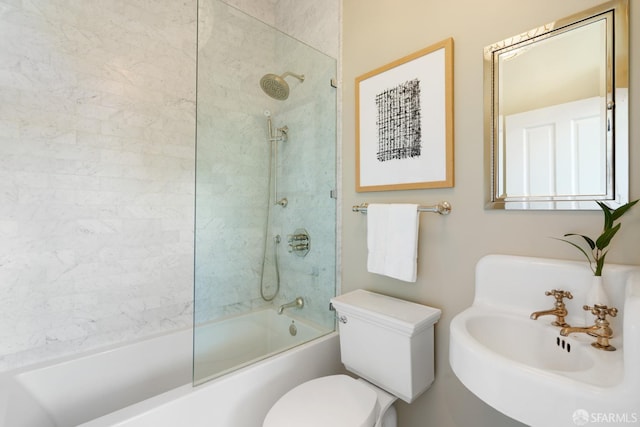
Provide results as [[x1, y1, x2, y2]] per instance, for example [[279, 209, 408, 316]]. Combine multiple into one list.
[[556, 336, 571, 353]]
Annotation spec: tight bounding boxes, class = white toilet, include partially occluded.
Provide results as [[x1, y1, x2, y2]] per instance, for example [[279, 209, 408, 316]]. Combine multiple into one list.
[[263, 289, 441, 427]]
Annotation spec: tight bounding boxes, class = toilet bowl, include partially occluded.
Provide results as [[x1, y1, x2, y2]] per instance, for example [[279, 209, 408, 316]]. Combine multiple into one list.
[[263, 375, 397, 427], [263, 289, 441, 427]]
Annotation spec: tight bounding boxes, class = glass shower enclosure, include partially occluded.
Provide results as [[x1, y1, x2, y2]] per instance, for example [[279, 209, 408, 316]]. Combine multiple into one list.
[[194, 0, 337, 384]]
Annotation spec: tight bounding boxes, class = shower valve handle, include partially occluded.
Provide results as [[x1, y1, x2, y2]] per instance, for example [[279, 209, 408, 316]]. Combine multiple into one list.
[[287, 229, 310, 257]]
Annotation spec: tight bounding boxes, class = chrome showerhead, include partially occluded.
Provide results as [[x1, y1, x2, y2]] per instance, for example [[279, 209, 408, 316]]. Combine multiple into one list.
[[260, 71, 305, 100]]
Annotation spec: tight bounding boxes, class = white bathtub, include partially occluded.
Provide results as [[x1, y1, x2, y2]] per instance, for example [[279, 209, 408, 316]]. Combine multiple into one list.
[[0, 309, 340, 427], [194, 308, 330, 384]]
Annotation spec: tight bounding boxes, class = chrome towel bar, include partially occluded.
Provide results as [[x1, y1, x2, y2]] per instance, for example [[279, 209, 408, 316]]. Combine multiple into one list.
[[352, 201, 452, 215]]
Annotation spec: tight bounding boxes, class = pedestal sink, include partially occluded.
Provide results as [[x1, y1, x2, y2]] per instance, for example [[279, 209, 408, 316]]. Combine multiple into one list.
[[450, 255, 640, 427]]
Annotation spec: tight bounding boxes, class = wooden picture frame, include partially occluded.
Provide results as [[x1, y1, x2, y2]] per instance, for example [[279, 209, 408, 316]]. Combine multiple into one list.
[[356, 38, 454, 192]]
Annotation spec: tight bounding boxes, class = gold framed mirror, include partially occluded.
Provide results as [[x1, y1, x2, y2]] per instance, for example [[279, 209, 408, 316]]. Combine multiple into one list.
[[484, 0, 629, 210]]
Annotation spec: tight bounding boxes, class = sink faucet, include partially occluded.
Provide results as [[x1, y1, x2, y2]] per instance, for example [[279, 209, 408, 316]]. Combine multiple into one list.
[[278, 297, 304, 315], [530, 289, 573, 327], [560, 304, 618, 351]]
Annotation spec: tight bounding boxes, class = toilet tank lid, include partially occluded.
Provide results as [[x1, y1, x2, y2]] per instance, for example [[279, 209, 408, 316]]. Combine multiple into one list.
[[331, 290, 441, 336]]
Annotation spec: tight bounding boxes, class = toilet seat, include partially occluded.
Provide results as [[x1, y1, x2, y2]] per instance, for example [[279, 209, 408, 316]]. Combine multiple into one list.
[[263, 375, 379, 427]]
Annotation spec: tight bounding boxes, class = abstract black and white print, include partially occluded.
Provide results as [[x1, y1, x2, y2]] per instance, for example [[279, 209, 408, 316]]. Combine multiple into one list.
[[375, 78, 422, 162]]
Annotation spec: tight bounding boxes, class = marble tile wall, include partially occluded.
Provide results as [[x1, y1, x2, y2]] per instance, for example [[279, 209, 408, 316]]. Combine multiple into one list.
[[226, 0, 340, 58], [194, 0, 277, 322], [0, 0, 339, 372], [275, 0, 341, 59], [270, 38, 337, 330], [0, 0, 198, 371]]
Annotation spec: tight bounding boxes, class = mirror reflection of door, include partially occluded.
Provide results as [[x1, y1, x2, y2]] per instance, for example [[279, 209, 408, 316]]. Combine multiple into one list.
[[502, 98, 606, 209], [498, 19, 607, 207]]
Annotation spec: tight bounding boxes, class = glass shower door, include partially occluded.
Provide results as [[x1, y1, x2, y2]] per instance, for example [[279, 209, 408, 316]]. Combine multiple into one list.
[[193, 0, 337, 385]]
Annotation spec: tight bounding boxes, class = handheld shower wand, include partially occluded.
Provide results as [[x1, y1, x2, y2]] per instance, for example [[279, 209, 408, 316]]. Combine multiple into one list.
[[264, 110, 288, 207]]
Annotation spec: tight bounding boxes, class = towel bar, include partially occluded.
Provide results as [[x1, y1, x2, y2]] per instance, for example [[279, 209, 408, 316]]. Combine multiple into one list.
[[352, 202, 451, 215]]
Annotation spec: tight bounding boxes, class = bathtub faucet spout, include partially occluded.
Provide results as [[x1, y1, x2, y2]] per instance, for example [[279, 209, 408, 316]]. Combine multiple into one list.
[[278, 297, 304, 315]]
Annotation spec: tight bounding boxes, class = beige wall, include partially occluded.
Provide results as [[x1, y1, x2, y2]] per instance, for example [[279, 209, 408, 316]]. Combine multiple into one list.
[[341, 1, 640, 426]]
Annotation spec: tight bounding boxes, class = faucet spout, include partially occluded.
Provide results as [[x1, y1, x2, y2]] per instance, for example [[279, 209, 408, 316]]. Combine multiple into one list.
[[529, 289, 572, 327], [560, 323, 615, 351], [559, 304, 618, 351], [529, 307, 569, 327], [559, 325, 600, 336], [278, 297, 304, 315]]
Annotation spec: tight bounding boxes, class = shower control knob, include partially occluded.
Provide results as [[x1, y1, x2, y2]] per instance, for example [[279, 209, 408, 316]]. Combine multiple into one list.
[[287, 228, 310, 257], [288, 243, 308, 251], [288, 234, 308, 242]]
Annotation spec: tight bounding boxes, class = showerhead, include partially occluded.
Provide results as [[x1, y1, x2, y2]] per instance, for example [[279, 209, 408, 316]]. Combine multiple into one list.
[[260, 74, 288, 100], [260, 71, 305, 100]]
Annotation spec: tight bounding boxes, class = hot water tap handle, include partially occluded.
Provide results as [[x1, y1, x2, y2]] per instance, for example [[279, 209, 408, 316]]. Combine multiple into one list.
[[545, 289, 573, 302]]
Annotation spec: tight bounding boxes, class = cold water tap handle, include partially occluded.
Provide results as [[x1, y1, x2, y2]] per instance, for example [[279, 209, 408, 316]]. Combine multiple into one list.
[[583, 304, 618, 320]]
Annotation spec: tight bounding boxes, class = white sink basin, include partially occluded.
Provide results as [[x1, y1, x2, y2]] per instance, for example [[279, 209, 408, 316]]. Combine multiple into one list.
[[450, 255, 640, 427], [465, 312, 595, 373]]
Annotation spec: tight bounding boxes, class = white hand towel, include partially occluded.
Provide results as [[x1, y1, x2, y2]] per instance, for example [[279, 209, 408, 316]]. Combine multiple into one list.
[[366, 204, 389, 277], [367, 203, 420, 282]]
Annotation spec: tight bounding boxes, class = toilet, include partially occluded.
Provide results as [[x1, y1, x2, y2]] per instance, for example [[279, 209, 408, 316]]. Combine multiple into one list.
[[263, 289, 441, 427]]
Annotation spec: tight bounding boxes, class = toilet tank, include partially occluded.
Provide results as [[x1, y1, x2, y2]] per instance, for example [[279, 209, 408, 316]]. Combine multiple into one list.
[[330, 290, 441, 403]]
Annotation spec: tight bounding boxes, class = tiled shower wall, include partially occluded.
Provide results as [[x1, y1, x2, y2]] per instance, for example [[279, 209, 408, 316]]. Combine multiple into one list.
[[0, 1, 198, 370], [0, 0, 339, 371], [195, 0, 337, 331], [194, 0, 278, 321]]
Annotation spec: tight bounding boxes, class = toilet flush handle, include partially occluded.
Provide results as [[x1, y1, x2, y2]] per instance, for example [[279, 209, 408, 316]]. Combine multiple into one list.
[[329, 303, 348, 324]]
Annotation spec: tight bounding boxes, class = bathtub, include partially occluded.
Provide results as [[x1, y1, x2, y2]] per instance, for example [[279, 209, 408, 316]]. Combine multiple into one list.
[[194, 307, 331, 384], [0, 309, 340, 427]]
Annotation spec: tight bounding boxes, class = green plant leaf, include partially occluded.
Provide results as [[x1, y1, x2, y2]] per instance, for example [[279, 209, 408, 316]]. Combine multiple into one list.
[[564, 233, 595, 250], [553, 237, 595, 274], [611, 199, 639, 222], [558, 199, 636, 277], [597, 201, 614, 230], [596, 223, 621, 250]]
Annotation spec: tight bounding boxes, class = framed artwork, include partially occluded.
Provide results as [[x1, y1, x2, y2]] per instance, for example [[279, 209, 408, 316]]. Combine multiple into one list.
[[356, 38, 454, 192]]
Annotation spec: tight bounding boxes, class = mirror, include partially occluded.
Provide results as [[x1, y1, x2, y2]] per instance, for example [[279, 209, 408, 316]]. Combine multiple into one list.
[[484, 0, 629, 210]]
